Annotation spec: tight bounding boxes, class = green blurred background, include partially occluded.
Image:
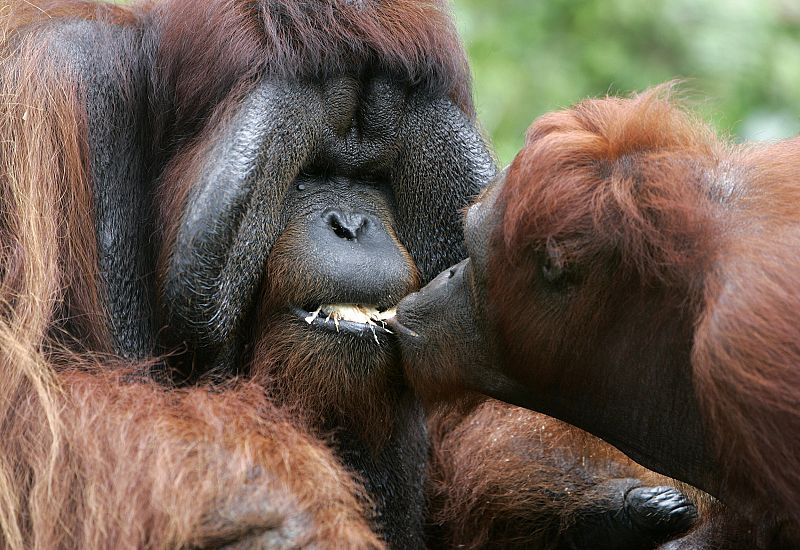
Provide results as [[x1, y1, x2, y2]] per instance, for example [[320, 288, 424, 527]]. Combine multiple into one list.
[[453, 0, 800, 165]]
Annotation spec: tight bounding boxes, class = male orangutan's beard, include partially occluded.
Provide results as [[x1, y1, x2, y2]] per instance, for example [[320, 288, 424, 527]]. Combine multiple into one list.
[[249, 309, 407, 448]]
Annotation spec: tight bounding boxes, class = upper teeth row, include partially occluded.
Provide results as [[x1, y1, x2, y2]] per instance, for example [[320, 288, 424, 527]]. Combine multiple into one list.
[[304, 304, 397, 325]]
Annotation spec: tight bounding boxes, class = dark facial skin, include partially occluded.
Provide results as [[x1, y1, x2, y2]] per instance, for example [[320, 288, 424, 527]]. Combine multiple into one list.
[[18, 11, 494, 547], [250, 175, 428, 546], [393, 117, 800, 545], [156, 75, 495, 546], [279, 175, 416, 312], [391, 178, 512, 401], [392, 172, 707, 547], [21, 19, 704, 547], [253, 175, 418, 421], [162, 75, 496, 373], [393, 169, 720, 509]]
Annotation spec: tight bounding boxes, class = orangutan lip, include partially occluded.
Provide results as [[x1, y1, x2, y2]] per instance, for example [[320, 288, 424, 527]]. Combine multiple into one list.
[[383, 316, 419, 338], [291, 305, 394, 344]]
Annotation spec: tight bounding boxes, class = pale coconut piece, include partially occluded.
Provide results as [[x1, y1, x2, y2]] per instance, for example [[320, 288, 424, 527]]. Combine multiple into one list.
[[322, 304, 372, 324], [375, 308, 397, 321], [304, 307, 322, 324], [306, 305, 398, 343], [320, 304, 392, 324]]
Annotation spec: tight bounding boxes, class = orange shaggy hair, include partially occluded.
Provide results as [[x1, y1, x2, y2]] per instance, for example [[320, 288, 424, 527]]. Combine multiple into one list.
[[0, 0, 473, 545], [500, 85, 800, 526]]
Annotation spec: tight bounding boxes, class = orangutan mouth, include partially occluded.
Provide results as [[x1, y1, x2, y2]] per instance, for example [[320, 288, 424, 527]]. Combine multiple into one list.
[[293, 304, 396, 343]]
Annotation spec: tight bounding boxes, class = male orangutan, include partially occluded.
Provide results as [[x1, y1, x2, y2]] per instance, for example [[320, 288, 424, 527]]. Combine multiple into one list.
[[393, 85, 800, 546], [2, 1, 697, 547]]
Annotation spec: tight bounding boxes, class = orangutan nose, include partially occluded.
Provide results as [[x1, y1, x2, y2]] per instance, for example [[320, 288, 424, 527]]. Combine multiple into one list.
[[323, 208, 369, 241]]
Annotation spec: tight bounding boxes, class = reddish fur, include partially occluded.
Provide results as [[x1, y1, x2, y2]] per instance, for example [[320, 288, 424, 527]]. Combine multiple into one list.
[[1, 0, 475, 546], [247, 218, 418, 445], [658, 501, 777, 550], [154, 0, 470, 309], [23, 367, 380, 548], [1, 2, 710, 548], [5, 1, 139, 26], [496, 85, 800, 530], [428, 401, 636, 548], [155, 0, 473, 135], [0, 0, 474, 545], [504, 84, 717, 287]]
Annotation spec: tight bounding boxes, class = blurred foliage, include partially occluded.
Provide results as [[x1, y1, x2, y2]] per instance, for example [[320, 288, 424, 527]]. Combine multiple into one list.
[[452, 0, 800, 165]]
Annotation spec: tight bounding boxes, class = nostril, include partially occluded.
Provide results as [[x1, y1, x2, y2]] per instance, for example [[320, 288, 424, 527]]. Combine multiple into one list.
[[329, 215, 351, 240], [324, 209, 367, 241]]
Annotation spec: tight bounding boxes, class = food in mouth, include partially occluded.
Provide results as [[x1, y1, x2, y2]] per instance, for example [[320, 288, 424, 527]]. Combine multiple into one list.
[[294, 304, 397, 343]]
